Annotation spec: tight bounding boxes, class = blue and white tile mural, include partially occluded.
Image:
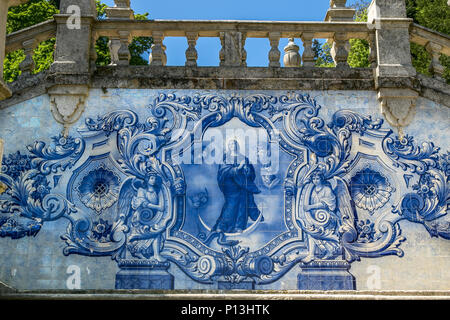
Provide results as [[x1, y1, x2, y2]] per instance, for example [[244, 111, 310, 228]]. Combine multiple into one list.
[[0, 90, 448, 290]]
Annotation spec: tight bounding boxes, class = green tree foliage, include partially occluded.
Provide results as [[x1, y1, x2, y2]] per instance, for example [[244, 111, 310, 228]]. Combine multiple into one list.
[[3, 0, 152, 82], [313, 0, 371, 68], [406, 0, 450, 83], [312, 39, 334, 67], [347, 0, 370, 68], [3, 0, 58, 82]]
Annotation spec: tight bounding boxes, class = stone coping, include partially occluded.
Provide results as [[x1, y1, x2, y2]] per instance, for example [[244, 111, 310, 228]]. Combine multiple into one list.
[[0, 66, 448, 109], [1, 290, 449, 300]]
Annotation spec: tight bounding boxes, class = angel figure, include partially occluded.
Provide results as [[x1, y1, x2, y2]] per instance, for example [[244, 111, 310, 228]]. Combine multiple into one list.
[[117, 171, 169, 262], [296, 169, 356, 264]]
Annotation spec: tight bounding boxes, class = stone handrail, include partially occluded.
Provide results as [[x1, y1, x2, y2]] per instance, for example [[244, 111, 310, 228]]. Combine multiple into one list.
[[5, 19, 56, 53], [410, 23, 450, 79], [4, 19, 56, 78]]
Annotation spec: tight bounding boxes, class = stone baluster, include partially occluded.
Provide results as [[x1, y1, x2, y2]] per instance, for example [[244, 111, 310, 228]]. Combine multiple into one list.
[[367, 33, 377, 68], [301, 32, 315, 67], [283, 38, 301, 68], [185, 32, 198, 67], [425, 42, 445, 80], [331, 32, 349, 68], [268, 32, 281, 67], [18, 39, 37, 78], [117, 30, 131, 65], [149, 31, 167, 66]]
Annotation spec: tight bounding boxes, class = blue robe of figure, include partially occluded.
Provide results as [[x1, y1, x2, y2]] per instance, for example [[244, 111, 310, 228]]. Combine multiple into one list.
[[212, 156, 261, 233]]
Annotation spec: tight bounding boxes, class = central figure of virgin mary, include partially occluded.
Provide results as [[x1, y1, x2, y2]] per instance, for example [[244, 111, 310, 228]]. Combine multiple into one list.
[[211, 139, 262, 234]]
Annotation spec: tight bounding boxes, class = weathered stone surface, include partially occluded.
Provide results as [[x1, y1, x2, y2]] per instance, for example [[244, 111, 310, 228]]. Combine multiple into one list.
[[0, 0, 449, 299]]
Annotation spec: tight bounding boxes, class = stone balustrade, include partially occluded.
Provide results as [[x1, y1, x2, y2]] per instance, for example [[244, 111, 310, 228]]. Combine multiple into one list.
[[4, 20, 57, 77], [0, 0, 449, 134], [1, 7, 449, 78], [410, 23, 450, 81], [94, 19, 375, 68]]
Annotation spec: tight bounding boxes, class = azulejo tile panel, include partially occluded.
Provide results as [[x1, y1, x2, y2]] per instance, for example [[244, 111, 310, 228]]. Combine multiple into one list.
[[0, 89, 448, 291]]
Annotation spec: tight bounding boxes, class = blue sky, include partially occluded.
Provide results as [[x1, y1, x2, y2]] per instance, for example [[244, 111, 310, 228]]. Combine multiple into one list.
[[102, 0, 361, 66]]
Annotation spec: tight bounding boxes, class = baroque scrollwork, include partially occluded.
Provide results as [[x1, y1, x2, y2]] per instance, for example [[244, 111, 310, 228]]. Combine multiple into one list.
[[0, 91, 448, 289]]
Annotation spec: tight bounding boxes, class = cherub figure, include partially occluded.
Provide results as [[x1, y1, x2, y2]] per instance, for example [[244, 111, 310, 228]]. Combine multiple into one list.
[[117, 171, 169, 262], [296, 169, 356, 263]]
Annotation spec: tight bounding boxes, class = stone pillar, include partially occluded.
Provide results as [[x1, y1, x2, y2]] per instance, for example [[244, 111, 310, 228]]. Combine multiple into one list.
[[368, 0, 416, 79], [51, 0, 97, 75], [105, 0, 134, 20], [48, 0, 96, 135], [0, 0, 29, 100], [219, 31, 246, 67], [325, 0, 356, 22], [297, 260, 356, 290], [368, 0, 418, 133]]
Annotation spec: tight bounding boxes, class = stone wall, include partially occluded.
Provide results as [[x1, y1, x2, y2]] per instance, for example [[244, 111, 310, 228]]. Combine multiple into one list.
[[0, 88, 448, 292]]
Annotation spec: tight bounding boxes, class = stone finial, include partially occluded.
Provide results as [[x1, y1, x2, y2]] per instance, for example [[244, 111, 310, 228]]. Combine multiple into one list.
[[325, 0, 355, 22], [219, 32, 246, 67], [283, 38, 301, 68], [105, 0, 134, 20]]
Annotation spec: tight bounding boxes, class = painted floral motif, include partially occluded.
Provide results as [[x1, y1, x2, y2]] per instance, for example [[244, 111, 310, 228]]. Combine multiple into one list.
[[77, 165, 121, 213], [350, 168, 393, 214], [1, 151, 32, 179], [412, 173, 436, 199], [0, 217, 41, 239], [30, 174, 51, 201], [356, 220, 376, 243], [91, 218, 113, 242]]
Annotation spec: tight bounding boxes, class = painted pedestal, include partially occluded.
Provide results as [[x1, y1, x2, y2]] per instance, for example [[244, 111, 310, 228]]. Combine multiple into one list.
[[297, 260, 356, 290], [115, 260, 174, 290]]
